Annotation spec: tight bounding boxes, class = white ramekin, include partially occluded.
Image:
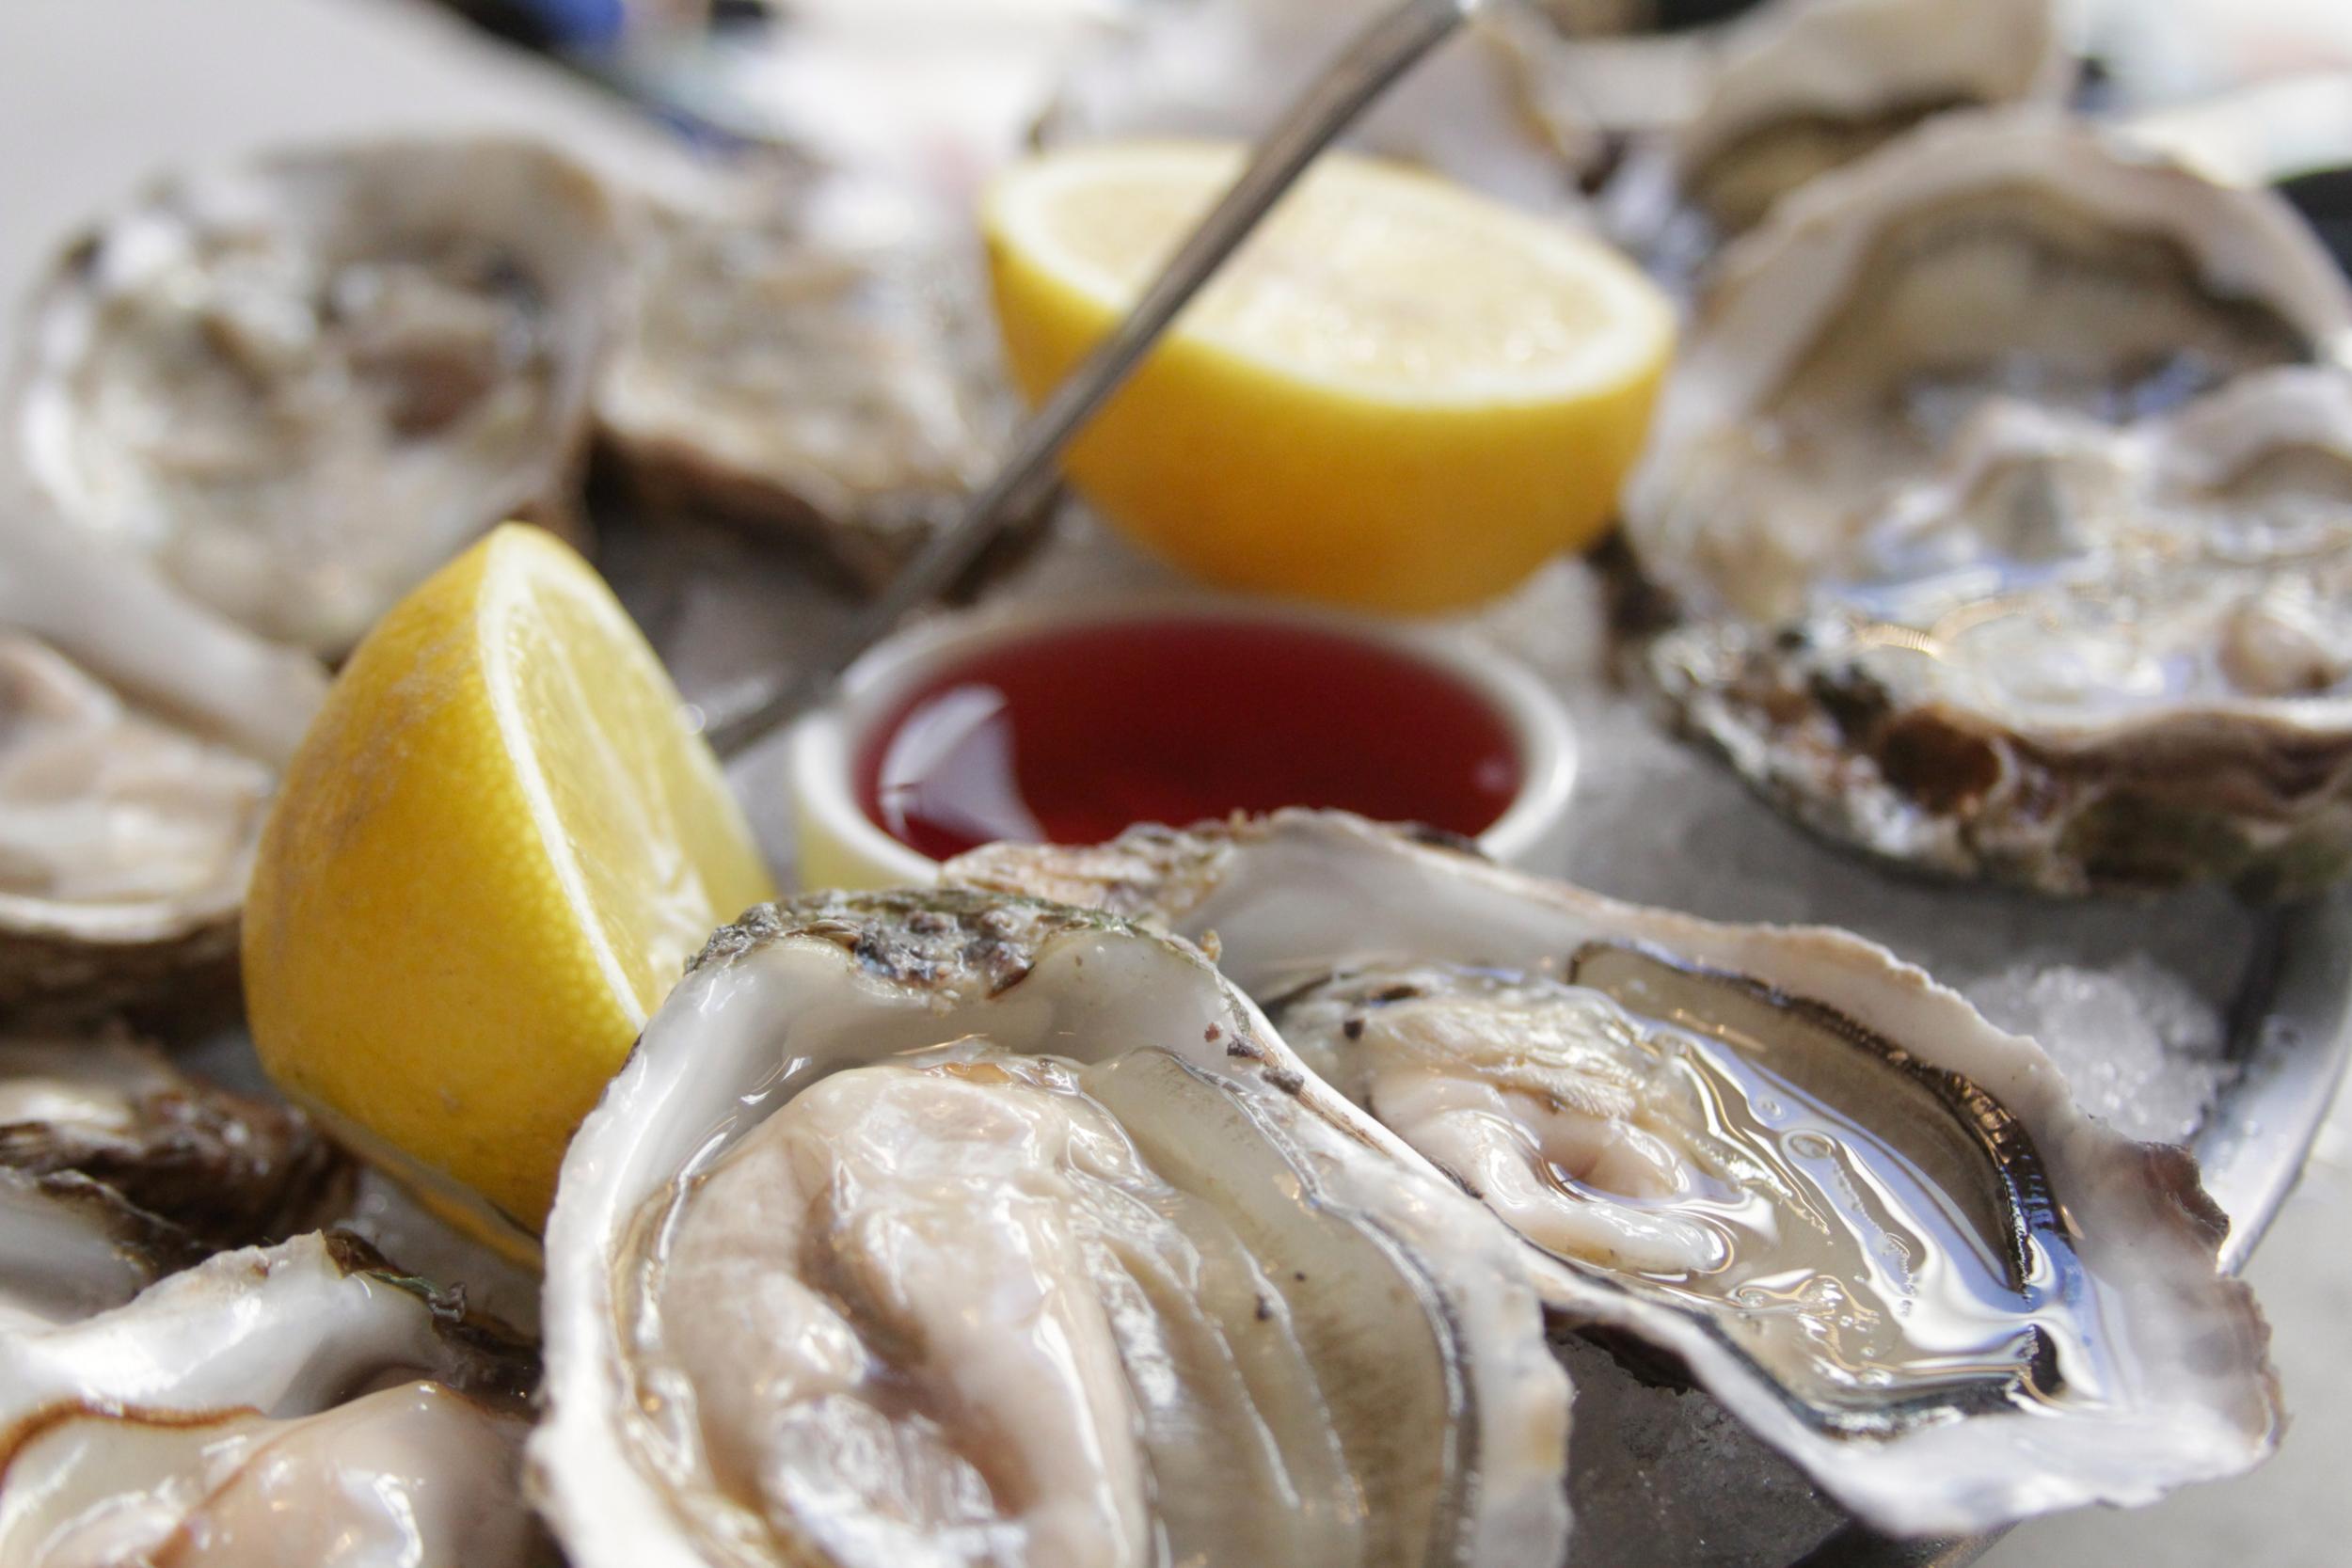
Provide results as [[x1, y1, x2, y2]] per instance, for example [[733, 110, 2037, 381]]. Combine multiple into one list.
[[787, 594, 1578, 891]]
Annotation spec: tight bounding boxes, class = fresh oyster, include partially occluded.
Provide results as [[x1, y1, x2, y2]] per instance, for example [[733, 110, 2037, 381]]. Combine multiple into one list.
[[0, 1169, 199, 1333], [0, 1231, 551, 1566], [0, 1027, 345, 1253], [948, 811, 2281, 1536], [0, 1023, 347, 1331], [1600, 0, 2070, 272], [535, 890, 1570, 1568], [14, 137, 622, 657], [1622, 111, 2352, 894], [597, 174, 1022, 590], [0, 499, 326, 1016]]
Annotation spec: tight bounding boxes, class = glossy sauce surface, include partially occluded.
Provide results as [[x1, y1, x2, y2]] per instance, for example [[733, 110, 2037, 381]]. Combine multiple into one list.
[[858, 619, 1522, 860]]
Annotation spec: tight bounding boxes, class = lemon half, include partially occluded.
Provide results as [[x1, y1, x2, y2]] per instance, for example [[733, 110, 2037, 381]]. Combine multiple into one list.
[[984, 140, 1676, 611], [244, 525, 774, 1246]]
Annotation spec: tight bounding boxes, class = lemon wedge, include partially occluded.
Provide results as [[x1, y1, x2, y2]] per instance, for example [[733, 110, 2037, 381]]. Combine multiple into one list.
[[983, 140, 1677, 612], [243, 525, 774, 1248]]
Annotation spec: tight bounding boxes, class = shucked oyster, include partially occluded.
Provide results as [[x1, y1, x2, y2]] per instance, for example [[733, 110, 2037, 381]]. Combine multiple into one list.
[[1623, 111, 2352, 894], [0, 1169, 198, 1334], [597, 174, 1020, 590], [14, 137, 622, 657], [949, 811, 2281, 1536], [0, 1231, 550, 1567], [0, 1023, 345, 1331], [1600, 0, 2071, 273], [0, 496, 326, 1017], [535, 890, 1569, 1568]]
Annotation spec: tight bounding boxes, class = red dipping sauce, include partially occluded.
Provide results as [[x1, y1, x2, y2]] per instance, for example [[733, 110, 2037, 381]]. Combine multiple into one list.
[[856, 618, 1523, 861]]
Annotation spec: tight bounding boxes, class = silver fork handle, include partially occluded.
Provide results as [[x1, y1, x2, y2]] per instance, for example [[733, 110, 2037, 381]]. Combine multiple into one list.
[[708, 0, 1487, 757]]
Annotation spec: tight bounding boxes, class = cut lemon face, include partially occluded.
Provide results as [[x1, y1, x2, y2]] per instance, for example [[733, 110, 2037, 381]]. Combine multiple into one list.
[[984, 140, 1676, 611], [243, 525, 774, 1247]]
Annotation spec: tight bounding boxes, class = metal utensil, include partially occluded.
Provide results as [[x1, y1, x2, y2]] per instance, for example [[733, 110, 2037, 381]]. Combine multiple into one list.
[[707, 0, 1489, 756]]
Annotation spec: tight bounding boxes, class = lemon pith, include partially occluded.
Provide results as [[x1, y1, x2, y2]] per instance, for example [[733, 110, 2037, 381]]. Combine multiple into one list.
[[243, 525, 773, 1238], [983, 141, 1676, 612]]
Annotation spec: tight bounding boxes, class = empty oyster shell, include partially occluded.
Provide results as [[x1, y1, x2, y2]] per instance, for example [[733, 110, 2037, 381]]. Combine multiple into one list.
[[947, 811, 2281, 1536], [1623, 111, 2352, 895], [597, 174, 1021, 590], [0, 499, 326, 1018], [0, 1231, 550, 1567], [1602, 0, 2071, 273], [14, 137, 623, 657], [535, 889, 1569, 1568]]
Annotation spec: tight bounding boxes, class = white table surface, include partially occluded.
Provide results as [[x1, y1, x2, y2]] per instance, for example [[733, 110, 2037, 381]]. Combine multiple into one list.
[[1, 4, 2344, 1564]]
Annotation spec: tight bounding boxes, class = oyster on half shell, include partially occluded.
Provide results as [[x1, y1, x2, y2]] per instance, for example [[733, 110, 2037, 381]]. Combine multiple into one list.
[[0, 1022, 346, 1332], [948, 811, 2281, 1537], [0, 498, 326, 1017], [535, 890, 1570, 1568], [597, 174, 1024, 591], [14, 137, 623, 657], [0, 1231, 550, 1567], [0, 1028, 345, 1255], [1600, 0, 2071, 274], [1623, 111, 2352, 894]]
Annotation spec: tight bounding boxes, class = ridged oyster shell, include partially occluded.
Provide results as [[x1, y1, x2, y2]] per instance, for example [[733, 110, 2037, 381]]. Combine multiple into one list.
[[1601, 0, 2071, 271], [1623, 110, 2352, 895], [596, 171, 1025, 590], [13, 136, 623, 657], [0, 495, 326, 1019], [0, 1027, 345, 1263], [947, 810, 2281, 1536], [535, 889, 1570, 1568]]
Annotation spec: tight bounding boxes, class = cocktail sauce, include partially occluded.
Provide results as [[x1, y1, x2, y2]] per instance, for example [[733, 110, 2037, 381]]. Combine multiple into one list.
[[857, 618, 1521, 860]]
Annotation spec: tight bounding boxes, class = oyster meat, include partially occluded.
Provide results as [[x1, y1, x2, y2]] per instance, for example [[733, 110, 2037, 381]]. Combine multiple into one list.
[[0, 1169, 199, 1334], [0, 1231, 549, 1567], [1600, 0, 2071, 272], [949, 811, 2281, 1536], [0, 1023, 345, 1331], [1623, 111, 2352, 894], [14, 137, 622, 657], [536, 890, 1569, 1568], [0, 498, 326, 1016], [597, 174, 1022, 590]]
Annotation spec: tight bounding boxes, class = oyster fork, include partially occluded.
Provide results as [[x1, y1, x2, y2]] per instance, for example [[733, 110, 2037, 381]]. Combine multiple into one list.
[[707, 0, 1491, 755]]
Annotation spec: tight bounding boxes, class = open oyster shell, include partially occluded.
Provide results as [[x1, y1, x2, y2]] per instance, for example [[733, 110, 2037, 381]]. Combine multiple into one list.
[[0, 496, 326, 1018], [0, 1028, 345, 1256], [0, 1231, 550, 1566], [0, 1022, 347, 1331], [596, 173, 1023, 591], [535, 889, 1570, 1568], [948, 811, 2281, 1537], [1600, 0, 2071, 274], [14, 137, 623, 657], [1623, 110, 2352, 895], [0, 1169, 200, 1333]]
